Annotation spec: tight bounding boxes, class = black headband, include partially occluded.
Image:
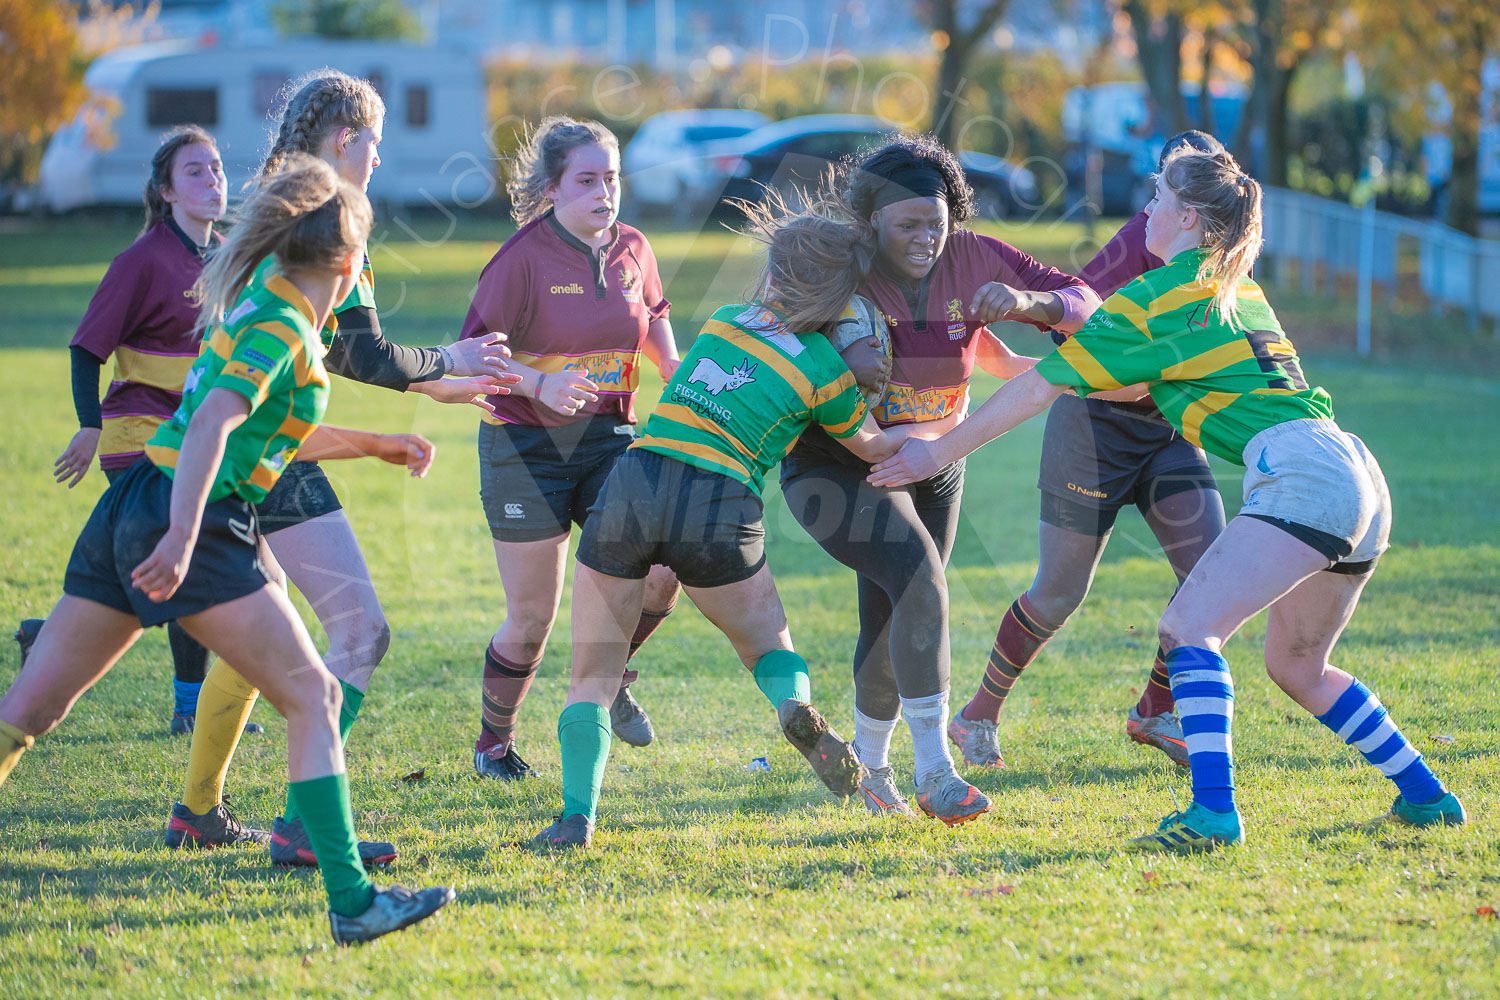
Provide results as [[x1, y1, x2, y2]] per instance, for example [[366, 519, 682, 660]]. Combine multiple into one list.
[[870, 163, 948, 213]]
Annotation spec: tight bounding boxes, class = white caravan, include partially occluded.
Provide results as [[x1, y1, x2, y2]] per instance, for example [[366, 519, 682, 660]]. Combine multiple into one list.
[[40, 37, 494, 211]]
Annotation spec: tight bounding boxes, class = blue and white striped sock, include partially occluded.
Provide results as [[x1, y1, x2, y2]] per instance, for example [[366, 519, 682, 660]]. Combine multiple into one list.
[[1316, 678, 1444, 804], [172, 679, 201, 717], [1167, 646, 1237, 814]]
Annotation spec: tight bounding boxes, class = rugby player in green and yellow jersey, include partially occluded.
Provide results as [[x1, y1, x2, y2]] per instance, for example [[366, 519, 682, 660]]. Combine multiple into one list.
[[532, 213, 956, 849], [869, 149, 1467, 853], [0, 159, 457, 943]]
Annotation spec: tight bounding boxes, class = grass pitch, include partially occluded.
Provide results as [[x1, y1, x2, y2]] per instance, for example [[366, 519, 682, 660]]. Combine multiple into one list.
[[0, 213, 1496, 998]]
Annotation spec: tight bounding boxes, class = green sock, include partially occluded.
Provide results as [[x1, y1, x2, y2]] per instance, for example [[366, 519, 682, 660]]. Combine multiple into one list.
[[286, 771, 375, 918], [283, 680, 365, 825], [752, 649, 811, 709], [558, 702, 612, 821]]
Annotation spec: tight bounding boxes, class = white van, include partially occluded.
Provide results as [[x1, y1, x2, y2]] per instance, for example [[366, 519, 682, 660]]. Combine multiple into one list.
[[40, 37, 494, 211]]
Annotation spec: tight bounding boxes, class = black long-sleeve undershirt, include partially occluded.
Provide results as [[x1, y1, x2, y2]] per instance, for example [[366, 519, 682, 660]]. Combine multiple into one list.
[[323, 305, 445, 391], [71, 345, 104, 429]]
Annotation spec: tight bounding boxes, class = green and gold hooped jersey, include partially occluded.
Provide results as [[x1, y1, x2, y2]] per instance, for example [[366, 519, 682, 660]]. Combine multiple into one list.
[[633, 302, 867, 495], [1034, 248, 1334, 465], [250, 248, 374, 347], [145, 273, 331, 503]]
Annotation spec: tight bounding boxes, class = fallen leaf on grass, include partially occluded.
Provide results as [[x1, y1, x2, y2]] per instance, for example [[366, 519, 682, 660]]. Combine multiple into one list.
[[302, 954, 314, 968], [1429, 735, 1455, 745], [964, 885, 1015, 897], [417, 854, 430, 868], [401, 768, 427, 783], [1477, 906, 1496, 918], [76, 946, 96, 967], [36, 838, 48, 851], [1142, 872, 1157, 882]]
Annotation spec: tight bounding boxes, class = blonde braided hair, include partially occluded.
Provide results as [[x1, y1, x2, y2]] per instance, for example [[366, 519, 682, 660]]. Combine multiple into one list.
[[261, 70, 384, 177]]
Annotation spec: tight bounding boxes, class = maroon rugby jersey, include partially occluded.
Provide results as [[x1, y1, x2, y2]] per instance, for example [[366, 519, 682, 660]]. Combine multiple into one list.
[[460, 213, 670, 427], [1079, 210, 1159, 300], [860, 230, 1090, 426], [70, 220, 213, 470]]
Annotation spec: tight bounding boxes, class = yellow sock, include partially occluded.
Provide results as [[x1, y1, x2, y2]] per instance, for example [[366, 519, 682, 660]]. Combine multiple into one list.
[[181, 659, 259, 814], [0, 719, 34, 787]]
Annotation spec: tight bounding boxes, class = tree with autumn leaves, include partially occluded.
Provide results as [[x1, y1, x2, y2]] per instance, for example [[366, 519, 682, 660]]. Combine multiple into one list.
[[0, 0, 89, 191], [1352, 2, 1498, 234]]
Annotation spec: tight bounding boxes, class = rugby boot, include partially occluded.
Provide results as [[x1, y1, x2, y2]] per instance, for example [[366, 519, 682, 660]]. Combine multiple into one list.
[[169, 711, 264, 736], [777, 699, 864, 798], [473, 741, 538, 781], [947, 714, 1005, 768], [1388, 791, 1467, 828], [13, 619, 43, 666], [530, 813, 594, 850], [859, 766, 918, 817], [270, 815, 397, 869], [328, 885, 456, 946], [165, 799, 271, 849], [1126, 706, 1190, 767], [914, 767, 990, 827], [1127, 802, 1244, 853], [609, 684, 655, 747]]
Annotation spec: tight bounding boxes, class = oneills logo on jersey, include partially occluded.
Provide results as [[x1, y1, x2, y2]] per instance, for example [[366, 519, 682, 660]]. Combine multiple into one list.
[[550, 282, 586, 295], [1186, 304, 1211, 330], [689, 357, 757, 396]]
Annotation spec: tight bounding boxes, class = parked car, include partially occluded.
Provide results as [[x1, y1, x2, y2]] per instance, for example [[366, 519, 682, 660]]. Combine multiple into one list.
[[621, 109, 768, 215], [704, 114, 894, 212], [958, 150, 1039, 220], [700, 114, 1038, 220]]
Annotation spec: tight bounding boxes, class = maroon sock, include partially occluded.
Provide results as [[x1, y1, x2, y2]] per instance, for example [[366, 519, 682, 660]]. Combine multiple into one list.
[[475, 645, 541, 754], [1136, 647, 1174, 716], [621, 599, 675, 687], [962, 594, 1062, 723]]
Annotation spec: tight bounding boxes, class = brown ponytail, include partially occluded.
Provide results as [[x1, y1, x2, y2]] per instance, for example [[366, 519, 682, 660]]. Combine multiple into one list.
[[142, 125, 218, 234], [192, 154, 373, 338], [1159, 150, 1264, 326], [261, 69, 384, 177], [506, 116, 618, 226]]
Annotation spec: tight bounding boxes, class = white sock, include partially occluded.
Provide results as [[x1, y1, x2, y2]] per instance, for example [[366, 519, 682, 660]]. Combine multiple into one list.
[[901, 691, 956, 784], [852, 708, 899, 772]]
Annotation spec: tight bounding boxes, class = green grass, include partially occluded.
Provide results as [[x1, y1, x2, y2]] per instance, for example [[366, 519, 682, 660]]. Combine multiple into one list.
[[1, 214, 1497, 998]]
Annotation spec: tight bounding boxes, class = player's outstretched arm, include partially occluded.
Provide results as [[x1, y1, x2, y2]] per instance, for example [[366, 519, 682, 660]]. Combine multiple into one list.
[[838, 413, 903, 464], [298, 426, 437, 478], [643, 317, 681, 381], [867, 368, 1065, 487], [974, 327, 1039, 380]]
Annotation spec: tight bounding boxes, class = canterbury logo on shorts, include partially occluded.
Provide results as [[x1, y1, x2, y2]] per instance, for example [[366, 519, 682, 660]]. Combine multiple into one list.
[[227, 515, 256, 546], [504, 503, 524, 518]]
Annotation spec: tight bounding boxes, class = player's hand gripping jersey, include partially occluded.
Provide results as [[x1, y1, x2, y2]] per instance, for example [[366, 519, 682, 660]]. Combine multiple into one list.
[[1035, 248, 1333, 465], [633, 303, 868, 494], [145, 273, 331, 502]]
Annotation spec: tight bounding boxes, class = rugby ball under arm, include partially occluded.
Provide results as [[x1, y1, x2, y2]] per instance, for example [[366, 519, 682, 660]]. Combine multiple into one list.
[[829, 294, 892, 409]]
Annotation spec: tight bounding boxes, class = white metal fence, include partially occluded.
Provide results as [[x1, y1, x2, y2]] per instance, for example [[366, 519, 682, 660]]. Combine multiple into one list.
[[1259, 187, 1500, 353]]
